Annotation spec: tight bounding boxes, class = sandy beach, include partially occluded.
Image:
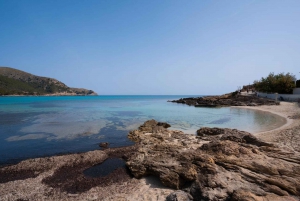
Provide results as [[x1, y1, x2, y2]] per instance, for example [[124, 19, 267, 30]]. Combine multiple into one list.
[[236, 102, 300, 152], [0, 102, 299, 201]]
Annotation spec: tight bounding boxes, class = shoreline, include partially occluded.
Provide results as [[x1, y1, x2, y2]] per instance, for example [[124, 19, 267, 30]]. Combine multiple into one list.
[[234, 101, 298, 132], [0, 102, 299, 200], [233, 102, 295, 135], [233, 102, 300, 153]]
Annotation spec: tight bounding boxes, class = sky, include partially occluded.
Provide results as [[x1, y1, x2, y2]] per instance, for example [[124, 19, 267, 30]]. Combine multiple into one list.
[[0, 0, 299, 95]]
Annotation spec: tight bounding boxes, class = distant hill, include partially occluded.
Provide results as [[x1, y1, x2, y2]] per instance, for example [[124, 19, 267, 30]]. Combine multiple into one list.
[[0, 67, 97, 96]]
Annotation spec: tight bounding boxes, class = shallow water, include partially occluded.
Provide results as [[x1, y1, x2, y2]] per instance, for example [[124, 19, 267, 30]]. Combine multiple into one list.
[[83, 158, 126, 178], [0, 95, 286, 164]]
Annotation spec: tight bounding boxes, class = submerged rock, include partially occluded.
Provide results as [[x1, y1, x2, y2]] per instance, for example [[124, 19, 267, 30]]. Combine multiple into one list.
[[99, 142, 109, 148], [126, 120, 300, 201]]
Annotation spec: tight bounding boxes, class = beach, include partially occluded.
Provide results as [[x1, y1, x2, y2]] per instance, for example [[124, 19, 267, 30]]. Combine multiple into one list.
[[237, 102, 300, 152], [0, 102, 299, 201]]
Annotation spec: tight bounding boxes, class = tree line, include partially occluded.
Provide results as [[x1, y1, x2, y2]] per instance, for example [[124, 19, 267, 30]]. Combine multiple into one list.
[[253, 72, 297, 94]]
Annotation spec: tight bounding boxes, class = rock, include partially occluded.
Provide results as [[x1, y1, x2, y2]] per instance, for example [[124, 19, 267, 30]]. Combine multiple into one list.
[[166, 190, 193, 201], [126, 120, 300, 201], [99, 142, 109, 148], [230, 190, 298, 201], [157, 122, 171, 128], [170, 94, 279, 107], [0, 150, 108, 185], [0, 146, 141, 200], [197, 127, 229, 136]]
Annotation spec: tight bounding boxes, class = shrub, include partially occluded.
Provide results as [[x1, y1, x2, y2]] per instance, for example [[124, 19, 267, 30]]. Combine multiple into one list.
[[254, 72, 296, 94]]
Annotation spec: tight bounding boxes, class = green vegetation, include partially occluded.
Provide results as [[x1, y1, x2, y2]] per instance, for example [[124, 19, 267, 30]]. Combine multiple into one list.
[[0, 75, 42, 95], [253, 72, 296, 94], [231, 90, 239, 97], [0, 67, 96, 95], [0, 74, 70, 95]]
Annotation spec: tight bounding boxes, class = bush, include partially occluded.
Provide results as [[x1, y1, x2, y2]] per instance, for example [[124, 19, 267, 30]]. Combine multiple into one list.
[[254, 72, 296, 94], [231, 91, 238, 97]]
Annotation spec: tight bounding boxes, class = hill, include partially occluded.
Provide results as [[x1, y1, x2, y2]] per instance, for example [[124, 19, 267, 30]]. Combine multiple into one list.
[[0, 67, 97, 96]]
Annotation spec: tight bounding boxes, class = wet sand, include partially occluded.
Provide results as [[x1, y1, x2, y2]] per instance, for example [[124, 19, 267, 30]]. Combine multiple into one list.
[[234, 102, 295, 134], [235, 102, 300, 152], [0, 102, 299, 201]]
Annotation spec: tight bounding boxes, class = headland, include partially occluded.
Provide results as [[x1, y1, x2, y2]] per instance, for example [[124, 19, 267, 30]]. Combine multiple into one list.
[[0, 67, 97, 96]]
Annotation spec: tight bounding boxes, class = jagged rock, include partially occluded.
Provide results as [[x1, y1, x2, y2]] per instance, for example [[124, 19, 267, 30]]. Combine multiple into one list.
[[157, 122, 171, 128], [126, 120, 300, 201], [166, 190, 193, 201], [197, 127, 230, 136], [230, 190, 298, 201]]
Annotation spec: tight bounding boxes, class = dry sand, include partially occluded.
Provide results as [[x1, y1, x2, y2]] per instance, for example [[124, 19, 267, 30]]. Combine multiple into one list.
[[0, 102, 300, 201]]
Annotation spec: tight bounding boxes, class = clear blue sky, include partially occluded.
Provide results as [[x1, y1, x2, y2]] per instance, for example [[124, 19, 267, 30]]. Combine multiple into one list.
[[0, 0, 299, 95]]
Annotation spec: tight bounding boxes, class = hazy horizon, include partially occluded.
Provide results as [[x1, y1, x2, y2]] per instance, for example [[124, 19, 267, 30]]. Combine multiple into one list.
[[1, 0, 299, 95]]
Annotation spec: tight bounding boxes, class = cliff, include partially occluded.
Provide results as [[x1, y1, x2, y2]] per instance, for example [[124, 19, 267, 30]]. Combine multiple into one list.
[[0, 67, 97, 96]]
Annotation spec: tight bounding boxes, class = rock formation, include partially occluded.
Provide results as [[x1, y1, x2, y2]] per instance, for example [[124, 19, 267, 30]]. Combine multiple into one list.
[[170, 94, 279, 107], [126, 120, 300, 201]]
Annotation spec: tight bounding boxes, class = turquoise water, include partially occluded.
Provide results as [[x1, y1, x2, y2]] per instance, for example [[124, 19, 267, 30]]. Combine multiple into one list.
[[0, 95, 285, 164]]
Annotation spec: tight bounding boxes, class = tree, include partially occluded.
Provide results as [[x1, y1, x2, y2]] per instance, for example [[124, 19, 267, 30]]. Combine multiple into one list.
[[253, 72, 296, 94], [296, 80, 300, 88]]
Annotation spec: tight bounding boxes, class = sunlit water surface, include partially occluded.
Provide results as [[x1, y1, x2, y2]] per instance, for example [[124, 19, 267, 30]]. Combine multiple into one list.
[[0, 95, 286, 164]]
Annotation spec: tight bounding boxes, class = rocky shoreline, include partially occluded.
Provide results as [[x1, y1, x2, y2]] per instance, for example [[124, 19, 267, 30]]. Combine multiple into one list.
[[126, 119, 300, 201], [169, 93, 279, 107], [0, 102, 300, 201], [0, 146, 138, 200]]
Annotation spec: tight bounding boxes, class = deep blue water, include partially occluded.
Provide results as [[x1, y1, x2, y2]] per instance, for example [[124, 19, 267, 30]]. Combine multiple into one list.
[[0, 95, 286, 164]]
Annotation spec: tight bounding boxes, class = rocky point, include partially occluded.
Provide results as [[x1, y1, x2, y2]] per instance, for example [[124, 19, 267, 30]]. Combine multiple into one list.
[[170, 93, 279, 107]]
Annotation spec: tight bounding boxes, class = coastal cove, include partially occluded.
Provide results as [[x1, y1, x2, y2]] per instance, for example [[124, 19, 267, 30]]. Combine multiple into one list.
[[1, 1, 300, 200], [0, 95, 287, 165], [0, 99, 299, 201]]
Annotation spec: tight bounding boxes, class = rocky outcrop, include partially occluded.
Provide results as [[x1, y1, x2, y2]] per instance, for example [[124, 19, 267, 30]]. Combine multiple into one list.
[[69, 88, 97, 95], [126, 120, 300, 201], [170, 94, 279, 107]]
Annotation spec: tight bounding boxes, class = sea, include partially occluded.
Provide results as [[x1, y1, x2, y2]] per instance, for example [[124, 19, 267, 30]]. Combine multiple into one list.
[[0, 95, 286, 165]]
